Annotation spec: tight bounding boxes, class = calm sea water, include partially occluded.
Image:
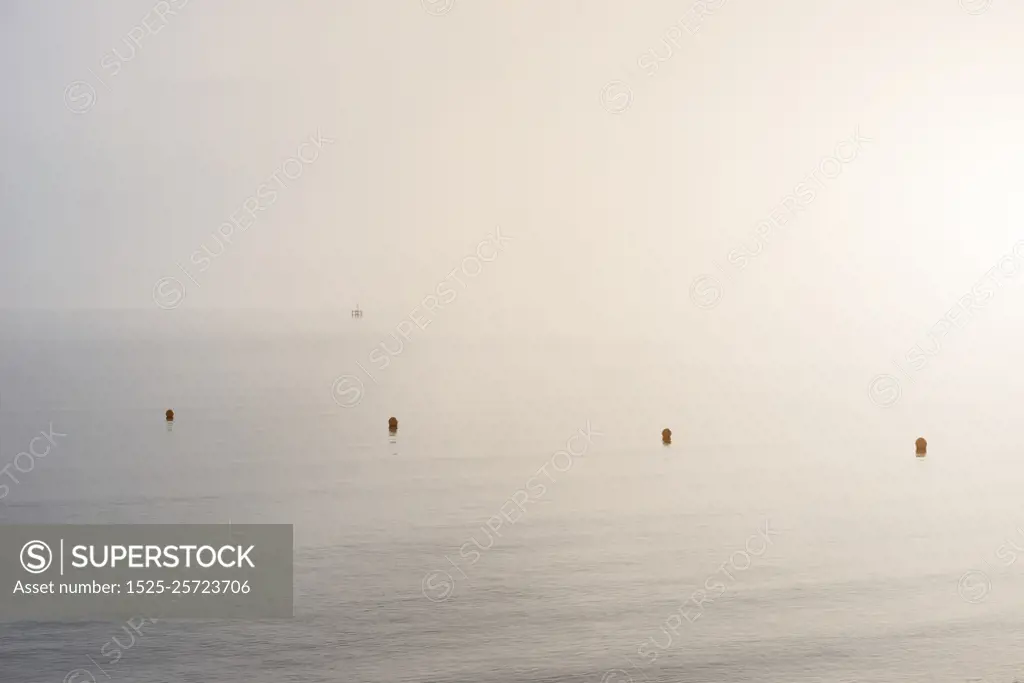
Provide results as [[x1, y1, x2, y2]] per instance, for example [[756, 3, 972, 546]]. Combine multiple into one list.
[[2, 328, 1024, 683]]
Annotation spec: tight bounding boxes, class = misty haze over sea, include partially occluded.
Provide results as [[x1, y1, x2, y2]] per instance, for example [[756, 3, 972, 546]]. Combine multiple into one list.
[[7, 0, 1024, 680], [3, 312, 1024, 681]]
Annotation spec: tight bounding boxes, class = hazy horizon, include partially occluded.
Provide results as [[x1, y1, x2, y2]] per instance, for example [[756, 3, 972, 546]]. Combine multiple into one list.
[[4, 1, 1024, 340], [5, 2, 1024, 681]]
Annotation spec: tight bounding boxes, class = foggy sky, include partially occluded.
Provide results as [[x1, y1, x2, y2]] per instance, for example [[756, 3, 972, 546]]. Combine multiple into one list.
[[3, 0, 1024, 357]]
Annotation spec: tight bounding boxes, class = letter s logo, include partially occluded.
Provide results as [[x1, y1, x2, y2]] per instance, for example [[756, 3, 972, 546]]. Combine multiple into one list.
[[20, 540, 52, 574]]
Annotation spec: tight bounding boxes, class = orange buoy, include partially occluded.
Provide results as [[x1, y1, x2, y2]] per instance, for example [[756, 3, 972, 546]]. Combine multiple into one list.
[[166, 409, 175, 422], [662, 428, 672, 444], [388, 416, 398, 432], [915, 437, 926, 455]]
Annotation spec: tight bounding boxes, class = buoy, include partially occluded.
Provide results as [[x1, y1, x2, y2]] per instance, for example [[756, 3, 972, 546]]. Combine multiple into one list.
[[166, 409, 175, 422], [915, 437, 926, 455], [388, 416, 398, 432], [662, 428, 672, 444]]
